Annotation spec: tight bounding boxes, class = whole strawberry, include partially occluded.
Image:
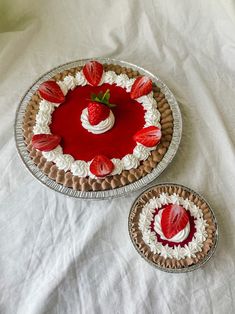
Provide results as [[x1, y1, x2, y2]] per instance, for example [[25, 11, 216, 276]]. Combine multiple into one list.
[[87, 89, 116, 126], [88, 102, 110, 125]]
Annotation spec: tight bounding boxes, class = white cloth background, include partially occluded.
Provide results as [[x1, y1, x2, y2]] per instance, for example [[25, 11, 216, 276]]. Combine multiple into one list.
[[1, 0, 235, 313]]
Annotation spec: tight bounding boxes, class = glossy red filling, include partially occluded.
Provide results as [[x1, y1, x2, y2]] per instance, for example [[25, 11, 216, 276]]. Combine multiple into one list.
[[150, 205, 196, 248], [50, 83, 145, 161]]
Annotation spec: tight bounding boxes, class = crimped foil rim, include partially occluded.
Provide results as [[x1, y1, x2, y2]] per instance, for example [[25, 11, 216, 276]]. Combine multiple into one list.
[[128, 183, 219, 273], [15, 58, 182, 199]]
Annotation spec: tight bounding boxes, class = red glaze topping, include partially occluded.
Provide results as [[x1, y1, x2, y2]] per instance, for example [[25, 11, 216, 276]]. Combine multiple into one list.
[[50, 83, 145, 161]]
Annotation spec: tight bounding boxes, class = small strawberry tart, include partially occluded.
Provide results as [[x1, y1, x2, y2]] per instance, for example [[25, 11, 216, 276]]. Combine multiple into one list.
[[129, 184, 218, 272], [22, 60, 175, 192]]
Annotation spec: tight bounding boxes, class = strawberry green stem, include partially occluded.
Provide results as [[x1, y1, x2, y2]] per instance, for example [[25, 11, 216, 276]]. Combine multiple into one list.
[[90, 89, 116, 108]]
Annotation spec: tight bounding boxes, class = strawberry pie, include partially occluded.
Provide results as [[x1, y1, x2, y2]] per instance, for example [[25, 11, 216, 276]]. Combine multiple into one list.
[[129, 184, 218, 271], [22, 60, 175, 192]]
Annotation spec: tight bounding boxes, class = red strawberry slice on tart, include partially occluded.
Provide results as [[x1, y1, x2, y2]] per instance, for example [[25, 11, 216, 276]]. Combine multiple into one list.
[[130, 76, 152, 99], [90, 155, 114, 177], [38, 81, 65, 104], [133, 126, 161, 147], [161, 204, 190, 239], [32, 134, 61, 152], [83, 61, 104, 86]]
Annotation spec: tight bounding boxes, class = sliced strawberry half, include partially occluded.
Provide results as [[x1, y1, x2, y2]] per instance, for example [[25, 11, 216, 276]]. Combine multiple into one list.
[[38, 81, 65, 103], [161, 204, 189, 239], [133, 126, 161, 147], [32, 134, 61, 152], [83, 61, 103, 86], [90, 155, 114, 177], [130, 76, 152, 99]]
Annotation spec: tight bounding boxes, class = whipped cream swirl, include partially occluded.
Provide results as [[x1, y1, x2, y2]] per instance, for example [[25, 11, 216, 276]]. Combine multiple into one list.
[[35, 111, 52, 125], [111, 158, 123, 175], [103, 71, 117, 84], [81, 108, 115, 134], [33, 124, 51, 135], [42, 145, 63, 162], [71, 160, 89, 177], [115, 74, 131, 89], [122, 154, 139, 170], [133, 144, 151, 161], [55, 154, 74, 172], [63, 75, 77, 90], [137, 92, 156, 108], [75, 71, 87, 86], [103, 71, 135, 91], [39, 100, 55, 113], [144, 110, 161, 127]]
